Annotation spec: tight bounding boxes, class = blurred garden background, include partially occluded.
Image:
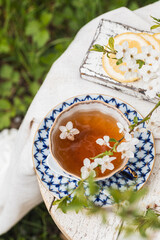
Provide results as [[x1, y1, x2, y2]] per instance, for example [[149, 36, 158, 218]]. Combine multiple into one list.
[[0, 0, 158, 239]]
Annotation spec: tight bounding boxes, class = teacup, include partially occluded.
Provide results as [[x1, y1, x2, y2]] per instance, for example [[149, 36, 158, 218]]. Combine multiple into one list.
[[48, 100, 137, 181]]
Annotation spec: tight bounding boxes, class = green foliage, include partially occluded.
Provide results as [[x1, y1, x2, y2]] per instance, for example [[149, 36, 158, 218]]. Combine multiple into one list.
[[133, 116, 139, 124], [53, 179, 88, 213], [90, 44, 105, 52], [0, 0, 158, 131], [136, 59, 145, 68], [108, 36, 115, 50], [53, 176, 160, 238], [0, 203, 61, 240], [109, 138, 118, 142], [116, 58, 123, 65], [87, 172, 100, 195], [151, 16, 160, 29]]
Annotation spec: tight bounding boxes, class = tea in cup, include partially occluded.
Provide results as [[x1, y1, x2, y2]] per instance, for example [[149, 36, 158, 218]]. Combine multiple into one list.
[[49, 100, 136, 180]]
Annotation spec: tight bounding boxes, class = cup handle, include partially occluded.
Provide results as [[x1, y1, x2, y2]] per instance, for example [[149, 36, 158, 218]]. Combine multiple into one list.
[[119, 166, 138, 180]]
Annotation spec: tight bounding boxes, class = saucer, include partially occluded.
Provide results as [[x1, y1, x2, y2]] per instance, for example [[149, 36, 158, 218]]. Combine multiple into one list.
[[32, 94, 155, 206]]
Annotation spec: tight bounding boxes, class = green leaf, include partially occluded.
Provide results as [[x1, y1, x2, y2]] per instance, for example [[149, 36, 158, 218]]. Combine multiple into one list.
[[40, 12, 52, 26], [67, 195, 87, 213], [0, 81, 13, 97], [136, 59, 145, 69], [14, 97, 26, 114], [150, 24, 160, 30], [0, 38, 10, 53], [105, 151, 114, 156], [151, 16, 160, 23], [109, 138, 117, 142], [133, 116, 138, 124], [116, 58, 123, 65], [33, 29, 50, 48], [109, 187, 147, 204], [128, 2, 139, 10], [0, 99, 11, 110], [12, 71, 20, 83], [57, 198, 69, 214], [0, 65, 14, 79], [90, 44, 105, 52], [129, 124, 135, 130], [87, 172, 99, 196], [25, 20, 40, 36], [108, 37, 114, 50], [53, 196, 69, 213], [29, 82, 40, 96], [0, 113, 11, 130], [112, 142, 118, 152], [128, 188, 147, 204]]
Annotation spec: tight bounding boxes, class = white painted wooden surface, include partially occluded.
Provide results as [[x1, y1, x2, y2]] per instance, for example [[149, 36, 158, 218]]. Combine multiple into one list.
[[38, 155, 160, 240]]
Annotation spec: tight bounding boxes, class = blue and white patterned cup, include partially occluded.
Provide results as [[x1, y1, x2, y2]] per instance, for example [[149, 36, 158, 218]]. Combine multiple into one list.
[[48, 100, 137, 181]]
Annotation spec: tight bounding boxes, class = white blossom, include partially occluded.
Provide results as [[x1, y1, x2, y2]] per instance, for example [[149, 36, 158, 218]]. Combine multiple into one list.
[[123, 47, 138, 63], [145, 49, 160, 66], [119, 61, 139, 80], [146, 108, 160, 136], [59, 121, 79, 141], [117, 122, 130, 134], [95, 155, 116, 173], [117, 133, 139, 159], [124, 133, 139, 151], [117, 142, 135, 159], [139, 64, 157, 82], [80, 158, 97, 179], [96, 136, 111, 148], [140, 45, 155, 62], [145, 78, 160, 99], [115, 41, 129, 59]]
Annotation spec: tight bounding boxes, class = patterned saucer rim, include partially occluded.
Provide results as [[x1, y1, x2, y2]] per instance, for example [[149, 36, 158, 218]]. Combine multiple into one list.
[[32, 94, 155, 206]]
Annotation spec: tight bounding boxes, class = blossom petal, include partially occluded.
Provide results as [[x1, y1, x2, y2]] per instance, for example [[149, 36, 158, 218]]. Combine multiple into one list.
[[67, 134, 74, 141], [95, 158, 103, 165], [106, 162, 114, 170], [119, 65, 127, 72], [115, 44, 122, 52], [60, 131, 67, 139], [117, 122, 124, 133], [109, 157, 116, 162], [66, 121, 73, 130], [122, 41, 129, 49], [101, 164, 107, 173], [131, 138, 139, 145], [59, 126, 67, 132], [116, 52, 123, 59], [70, 128, 79, 135], [103, 155, 110, 163], [90, 161, 98, 169], [83, 158, 90, 167], [81, 167, 89, 179], [103, 136, 110, 147], [125, 133, 132, 141], [101, 162, 114, 173], [96, 138, 104, 146], [126, 150, 134, 158]]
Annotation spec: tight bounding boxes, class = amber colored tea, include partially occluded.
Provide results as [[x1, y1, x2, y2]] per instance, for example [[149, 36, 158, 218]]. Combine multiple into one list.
[[51, 109, 125, 179]]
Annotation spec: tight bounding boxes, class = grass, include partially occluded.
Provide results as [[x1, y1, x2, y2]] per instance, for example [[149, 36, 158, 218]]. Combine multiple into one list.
[[0, 203, 62, 240]]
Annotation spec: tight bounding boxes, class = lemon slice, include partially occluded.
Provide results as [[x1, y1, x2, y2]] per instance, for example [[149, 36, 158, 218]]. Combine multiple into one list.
[[139, 33, 160, 51], [102, 32, 149, 83], [154, 33, 160, 45]]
